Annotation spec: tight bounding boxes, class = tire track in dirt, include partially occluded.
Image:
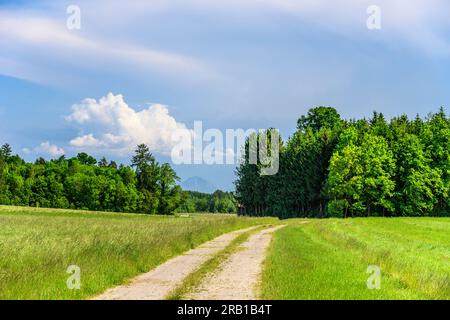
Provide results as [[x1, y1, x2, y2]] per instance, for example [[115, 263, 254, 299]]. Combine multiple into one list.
[[185, 225, 286, 300]]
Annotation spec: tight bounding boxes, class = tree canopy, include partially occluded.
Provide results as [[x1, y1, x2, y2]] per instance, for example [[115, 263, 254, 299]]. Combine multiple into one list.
[[0, 144, 183, 215], [236, 106, 450, 218]]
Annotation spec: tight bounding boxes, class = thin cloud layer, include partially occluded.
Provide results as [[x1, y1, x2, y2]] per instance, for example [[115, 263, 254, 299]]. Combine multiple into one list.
[[2, 0, 450, 88], [0, 10, 210, 86], [60, 0, 450, 55]]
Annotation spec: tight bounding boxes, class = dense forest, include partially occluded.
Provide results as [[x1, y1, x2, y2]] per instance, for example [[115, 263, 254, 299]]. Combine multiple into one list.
[[0, 143, 237, 215], [236, 107, 450, 218], [0, 143, 183, 214], [177, 190, 237, 213], [4, 106, 450, 218]]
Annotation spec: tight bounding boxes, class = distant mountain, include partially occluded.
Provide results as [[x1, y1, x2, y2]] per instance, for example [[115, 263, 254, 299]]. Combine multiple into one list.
[[181, 176, 217, 194]]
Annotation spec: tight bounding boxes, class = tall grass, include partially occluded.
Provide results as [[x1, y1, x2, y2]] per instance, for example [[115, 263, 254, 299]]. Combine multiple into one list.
[[261, 218, 450, 300], [0, 205, 277, 299]]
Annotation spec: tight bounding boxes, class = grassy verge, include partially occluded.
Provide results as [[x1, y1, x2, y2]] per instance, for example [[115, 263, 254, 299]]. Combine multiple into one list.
[[166, 225, 269, 300], [0, 205, 277, 299], [261, 218, 450, 300]]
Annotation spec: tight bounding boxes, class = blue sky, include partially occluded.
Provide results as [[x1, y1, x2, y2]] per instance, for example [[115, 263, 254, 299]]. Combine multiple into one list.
[[1, 0, 450, 190]]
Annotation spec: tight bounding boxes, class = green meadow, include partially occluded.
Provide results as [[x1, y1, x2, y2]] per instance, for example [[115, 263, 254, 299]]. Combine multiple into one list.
[[0, 205, 276, 299], [0, 205, 448, 300], [261, 218, 450, 300]]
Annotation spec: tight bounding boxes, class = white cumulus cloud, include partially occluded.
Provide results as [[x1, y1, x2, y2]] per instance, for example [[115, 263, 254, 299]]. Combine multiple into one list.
[[23, 142, 65, 157], [69, 134, 104, 148], [67, 93, 192, 156]]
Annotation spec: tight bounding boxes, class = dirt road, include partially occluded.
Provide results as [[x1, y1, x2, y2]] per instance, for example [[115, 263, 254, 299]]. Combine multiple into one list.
[[95, 224, 284, 300], [94, 226, 258, 300], [185, 225, 285, 300]]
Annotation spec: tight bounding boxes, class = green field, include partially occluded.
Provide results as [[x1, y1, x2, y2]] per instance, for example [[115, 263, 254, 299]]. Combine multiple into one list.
[[0, 206, 448, 300], [261, 218, 450, 300], [0, 206, 276, 299]]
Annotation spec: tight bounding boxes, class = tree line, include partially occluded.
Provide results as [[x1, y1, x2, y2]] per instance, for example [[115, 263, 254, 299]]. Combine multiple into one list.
[[235, 107, 450, 218], [177, 190, 237, 214], [0, 144, 183, 214]]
